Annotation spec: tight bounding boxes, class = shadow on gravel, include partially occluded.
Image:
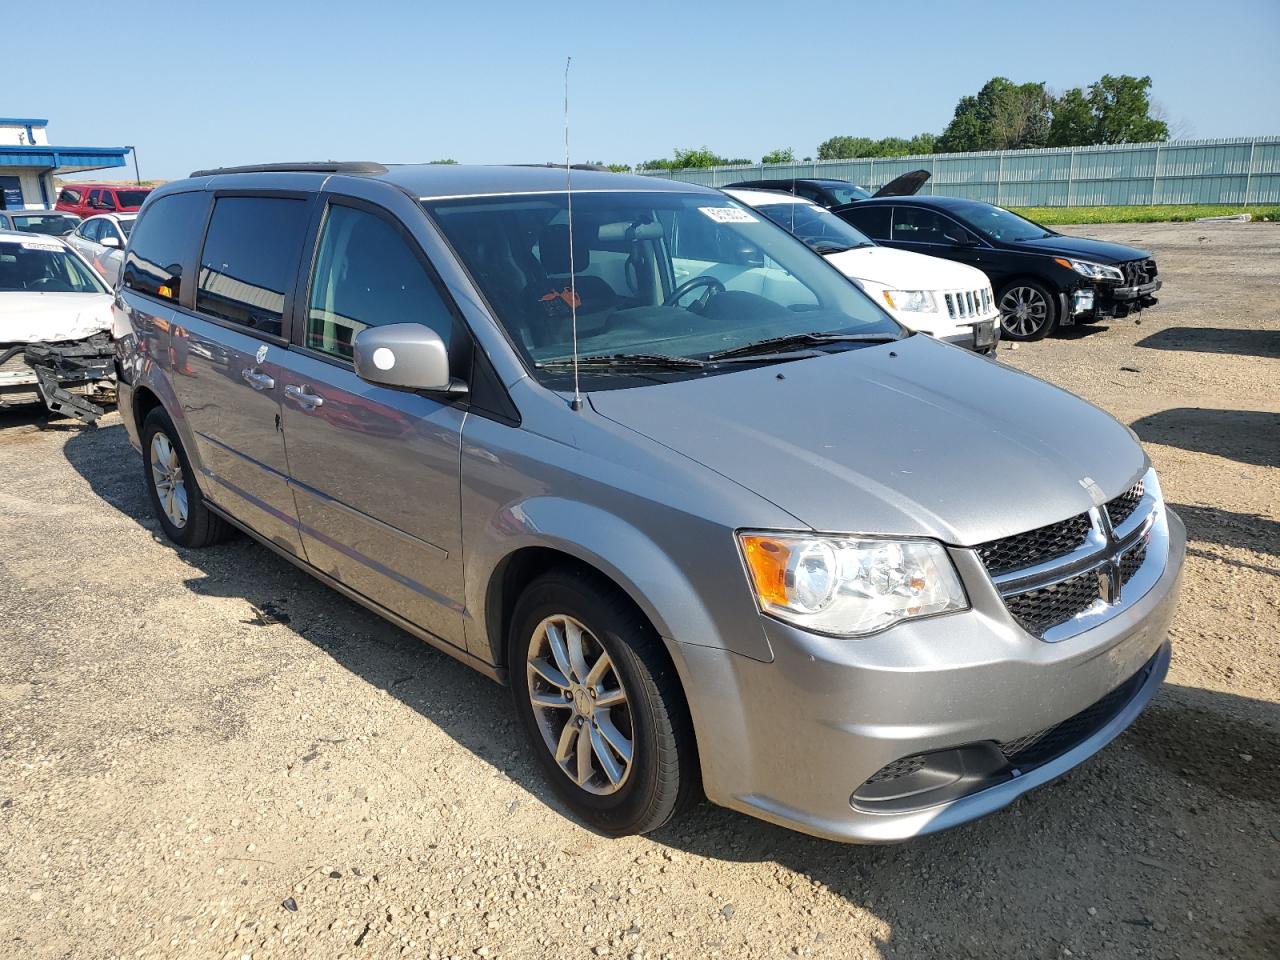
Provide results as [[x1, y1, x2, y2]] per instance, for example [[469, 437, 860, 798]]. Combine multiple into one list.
[[1054, 324, 1112, 341], [1136, 326, 1280, 359], [63, 421, 1280, 960], [1172, 502, 1280, 560], [1131, 408, 1280, 468]]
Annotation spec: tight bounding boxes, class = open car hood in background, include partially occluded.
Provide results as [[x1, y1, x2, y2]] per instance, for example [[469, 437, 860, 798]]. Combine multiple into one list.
[[872, 170, 931, 198]]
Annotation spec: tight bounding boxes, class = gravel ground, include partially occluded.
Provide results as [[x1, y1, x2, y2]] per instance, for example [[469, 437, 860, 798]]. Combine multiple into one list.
[[1, 222, 1276, 960]]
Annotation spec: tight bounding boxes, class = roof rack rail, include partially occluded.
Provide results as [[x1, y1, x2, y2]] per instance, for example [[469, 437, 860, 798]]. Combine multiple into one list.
[[513, 162, 611, 172], [188, 161, 388, 178]]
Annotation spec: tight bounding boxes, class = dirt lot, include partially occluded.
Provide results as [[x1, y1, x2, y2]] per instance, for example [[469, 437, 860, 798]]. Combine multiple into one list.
[[1, 222, 1276, 960]]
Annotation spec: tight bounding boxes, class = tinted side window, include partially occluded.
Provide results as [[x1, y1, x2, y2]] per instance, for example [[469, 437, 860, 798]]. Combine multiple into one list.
[[78, 219, 101, 242], [305, 204, 453, 361], [196, 196, 309, 338], [841, 206, 891, 240], [891, 207, 970, 245], [123, 192, 207, 302]]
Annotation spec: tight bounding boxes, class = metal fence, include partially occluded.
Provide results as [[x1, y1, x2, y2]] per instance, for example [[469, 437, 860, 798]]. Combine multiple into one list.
[[638, 137, 1280, 207]]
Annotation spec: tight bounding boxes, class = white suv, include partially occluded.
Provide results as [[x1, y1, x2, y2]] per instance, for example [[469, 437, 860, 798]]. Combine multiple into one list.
[[726, 188, 1000, 353]]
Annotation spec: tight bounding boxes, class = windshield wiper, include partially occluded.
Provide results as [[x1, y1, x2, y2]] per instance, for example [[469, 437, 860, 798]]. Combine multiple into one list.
[[706, 331, 899, 361], [535, 353, 708, 371]]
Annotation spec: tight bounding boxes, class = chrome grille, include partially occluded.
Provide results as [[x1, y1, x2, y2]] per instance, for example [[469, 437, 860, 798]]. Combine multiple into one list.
[[944, 287, 994, 320], [976, 514, 1092, 577], [1106, 478, 1145, 528], [1005, 571, 1101, 636], [978, 470, 1161, 640]]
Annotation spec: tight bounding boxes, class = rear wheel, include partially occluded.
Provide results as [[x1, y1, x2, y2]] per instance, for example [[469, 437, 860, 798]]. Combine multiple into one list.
[[510, 567, 697, 836], [998, 280, 1058, 341], [141, 406, 231, 548]]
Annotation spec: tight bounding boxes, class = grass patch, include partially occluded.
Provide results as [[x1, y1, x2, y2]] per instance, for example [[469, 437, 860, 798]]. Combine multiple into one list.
[[1009, 204, 1280, 225]]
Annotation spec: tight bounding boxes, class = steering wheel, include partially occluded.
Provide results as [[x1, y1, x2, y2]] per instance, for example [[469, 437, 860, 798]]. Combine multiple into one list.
[[664, 274, 725, 309]]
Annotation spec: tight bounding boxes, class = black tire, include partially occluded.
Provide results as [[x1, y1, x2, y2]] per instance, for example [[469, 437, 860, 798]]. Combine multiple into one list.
[[509, 566, 698, 836], [998, 279, 1059, 342], [141, 406, 231, 548]]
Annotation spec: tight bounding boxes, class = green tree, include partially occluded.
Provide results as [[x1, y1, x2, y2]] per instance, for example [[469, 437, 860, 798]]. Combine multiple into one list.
[[605, 163, 632, 173], [907, 132, 937, 155], [935, 96, 984, 152], [1048, 87, 1095, 146], [937, 77, 1052, 152], [761, 147, 795, 165], [428, 158, 458, 164], [1049, 75, 1169, 146], [1088, 74, 1169, 143], [870, 137, 911, 157], [816, 135, 876, 160], [671, 147, 727, 168]]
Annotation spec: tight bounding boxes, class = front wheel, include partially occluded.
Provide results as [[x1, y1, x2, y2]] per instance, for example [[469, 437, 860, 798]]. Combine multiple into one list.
[[510, 567, 698, 836], [998, 280, 1058, 341]]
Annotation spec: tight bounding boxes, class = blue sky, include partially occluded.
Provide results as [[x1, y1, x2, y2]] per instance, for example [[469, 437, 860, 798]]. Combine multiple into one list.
[[24, 0, 1280, 182]]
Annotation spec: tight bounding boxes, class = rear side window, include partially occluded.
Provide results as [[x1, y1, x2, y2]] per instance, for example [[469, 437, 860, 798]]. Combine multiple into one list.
[[841, 206, 891, 240], [196, 196, 309, 338], [890, 207, 970, 244], [305, 203, 453, 361], [123, 192, 207, 302]]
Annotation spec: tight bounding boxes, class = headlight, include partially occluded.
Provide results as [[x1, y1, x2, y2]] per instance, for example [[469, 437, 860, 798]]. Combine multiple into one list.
[[738, 533, 968, 636], [882, 289, 937, 313], [1055, 257, 1124, 282]]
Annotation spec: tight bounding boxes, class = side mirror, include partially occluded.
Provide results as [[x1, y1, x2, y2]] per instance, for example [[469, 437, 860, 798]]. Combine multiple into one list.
[[353, 323, 465, 395], [100, 235, 121, 248]]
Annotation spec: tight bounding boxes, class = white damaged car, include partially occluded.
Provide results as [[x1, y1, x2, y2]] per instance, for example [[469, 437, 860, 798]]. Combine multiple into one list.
[[726, 188, 1001, 354], [0, 231, 116, 421]]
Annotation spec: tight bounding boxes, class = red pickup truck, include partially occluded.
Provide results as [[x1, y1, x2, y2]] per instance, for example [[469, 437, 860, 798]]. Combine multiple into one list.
[[55, 183, 152, 218]]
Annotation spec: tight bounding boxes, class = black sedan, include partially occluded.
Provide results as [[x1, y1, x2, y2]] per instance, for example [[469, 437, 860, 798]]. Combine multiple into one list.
[[835, 197, 1161, 341], [722, 170, 931, 210]]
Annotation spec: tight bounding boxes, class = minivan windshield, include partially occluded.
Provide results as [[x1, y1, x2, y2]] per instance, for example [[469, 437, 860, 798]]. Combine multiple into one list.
[[751, 201, 874, 254], [423, 191, 899, 382], [949, 201, 1056, 242]]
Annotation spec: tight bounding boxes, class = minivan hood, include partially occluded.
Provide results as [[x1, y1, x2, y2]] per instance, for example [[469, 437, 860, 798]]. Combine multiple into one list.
[[1012, 233, 1151, 264], [0, 292, 113, 343], [826, 245, 988, 291], [589, 336, 1145, 546]]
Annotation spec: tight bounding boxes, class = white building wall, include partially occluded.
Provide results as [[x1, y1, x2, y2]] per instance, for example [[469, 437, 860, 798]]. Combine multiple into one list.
[[0, 122, 50, 146]]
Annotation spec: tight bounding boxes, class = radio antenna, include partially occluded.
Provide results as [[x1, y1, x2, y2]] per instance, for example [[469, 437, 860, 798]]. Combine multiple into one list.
[[563, 56, 584, 412]]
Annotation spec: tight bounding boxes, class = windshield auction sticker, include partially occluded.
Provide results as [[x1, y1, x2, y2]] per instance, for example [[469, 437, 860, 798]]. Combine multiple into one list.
[[20, 241, 63, 252], [699, 207, 759, 224]]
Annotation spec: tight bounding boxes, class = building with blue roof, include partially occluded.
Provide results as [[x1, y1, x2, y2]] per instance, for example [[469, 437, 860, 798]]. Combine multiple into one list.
[[0, 118, 130, 210]]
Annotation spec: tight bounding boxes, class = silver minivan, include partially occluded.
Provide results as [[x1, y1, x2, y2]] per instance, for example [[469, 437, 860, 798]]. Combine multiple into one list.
[[114, 163, 1184, 842]]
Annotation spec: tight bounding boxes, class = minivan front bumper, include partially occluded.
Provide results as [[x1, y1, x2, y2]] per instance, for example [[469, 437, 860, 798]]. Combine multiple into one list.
[[673, 509, 1184, 843]]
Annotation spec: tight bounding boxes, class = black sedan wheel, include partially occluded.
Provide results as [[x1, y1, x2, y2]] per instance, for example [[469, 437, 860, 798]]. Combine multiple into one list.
[[999, 281, 1058, 341]]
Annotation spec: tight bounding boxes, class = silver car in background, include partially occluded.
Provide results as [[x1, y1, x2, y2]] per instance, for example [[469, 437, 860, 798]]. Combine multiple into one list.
[[113, 163, 1184, 842]]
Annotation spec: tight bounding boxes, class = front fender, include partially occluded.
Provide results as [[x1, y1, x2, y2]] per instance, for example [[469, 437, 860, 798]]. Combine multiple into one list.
[[465, 495, 770, 666]]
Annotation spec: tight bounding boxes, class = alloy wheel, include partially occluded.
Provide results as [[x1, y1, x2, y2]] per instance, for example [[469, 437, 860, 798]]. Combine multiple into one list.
[[149, 432, 189, 529], [526, 614, 634, 795], [1000, 285, 1049, 338]]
